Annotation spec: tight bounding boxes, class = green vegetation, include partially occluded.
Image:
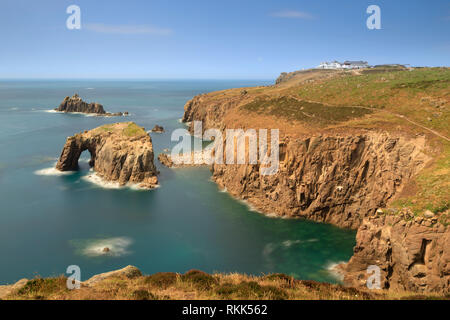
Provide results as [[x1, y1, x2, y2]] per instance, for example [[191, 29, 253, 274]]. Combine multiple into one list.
[[131, 289, 158, 300], [360, 65, 407, 75], [180, 270, 218, 290], [241, 67, 449, 220], [97, 125, 114, 132], [4, 269, 448, 300], [296, 68, 449, 108], [122, 122, 147, 137], [215, 281, 288, 300], [392, 142, 450, 219], [144, 272, 178, 288], [292, 68, 449, 134], [14, 277, 69, 300], [241, 97, 373, 126], [94, 122, 147, 137]]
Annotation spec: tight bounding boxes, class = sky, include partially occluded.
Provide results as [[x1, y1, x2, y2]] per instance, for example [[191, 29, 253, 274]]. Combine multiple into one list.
[[0, 0, 449, 79]]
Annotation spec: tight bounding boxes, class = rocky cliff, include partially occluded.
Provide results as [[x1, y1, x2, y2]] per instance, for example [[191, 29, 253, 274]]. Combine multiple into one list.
[[56, 122, 158, 189], [183, 94, 430, 229], [55, 94, 126, 116], [179, 68, 449, 294], [211, 133, 429, 229], [342, 212, 449, 294]]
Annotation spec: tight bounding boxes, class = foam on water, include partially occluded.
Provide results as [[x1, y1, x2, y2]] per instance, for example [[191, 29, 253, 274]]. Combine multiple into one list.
[[326, 261, 347, 282], [282, 240, 302, 247], [34, 163, 74, 176], [82, 170, 159, 191], [42, 110, 101, 117], [80, 237, 133, 257], [282, 238, 319, 247]]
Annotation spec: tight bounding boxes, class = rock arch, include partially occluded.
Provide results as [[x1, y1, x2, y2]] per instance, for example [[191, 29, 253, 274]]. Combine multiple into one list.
[[56, 136, 99, 171], [56, 123, 158, 189]]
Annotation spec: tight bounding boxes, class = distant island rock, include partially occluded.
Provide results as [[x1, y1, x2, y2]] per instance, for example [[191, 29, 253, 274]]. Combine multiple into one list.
[[150, 125, 165, 133], [55, 94, 128, 116], [56, 122, 158, 189]]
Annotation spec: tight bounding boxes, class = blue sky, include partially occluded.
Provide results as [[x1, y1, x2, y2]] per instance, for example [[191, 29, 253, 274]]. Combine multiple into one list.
[[0, 0, 449, 79]]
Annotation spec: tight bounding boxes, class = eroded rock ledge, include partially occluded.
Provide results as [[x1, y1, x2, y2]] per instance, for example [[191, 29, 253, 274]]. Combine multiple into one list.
[[56, 122, 158, 189], [342, 212, 449, 294], [55, 94, 128, 116]]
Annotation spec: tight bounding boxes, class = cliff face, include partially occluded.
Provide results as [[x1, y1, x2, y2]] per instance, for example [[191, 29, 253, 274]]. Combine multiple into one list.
[[211, 133, 429, 229], [183, 95, 429, 229], [56, 122, 158, 189], [343, 213, 449, 294], [181, 89, 449, 293], [183, 94, 247, 134]]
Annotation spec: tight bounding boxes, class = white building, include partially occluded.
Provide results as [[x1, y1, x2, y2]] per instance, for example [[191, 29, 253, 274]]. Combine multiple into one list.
[[318, 60, 368, 70], [318, 61, 343, 69]]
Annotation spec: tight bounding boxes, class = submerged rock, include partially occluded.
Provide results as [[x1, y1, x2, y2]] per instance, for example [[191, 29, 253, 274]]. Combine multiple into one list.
[[56, 122, 158, 189]]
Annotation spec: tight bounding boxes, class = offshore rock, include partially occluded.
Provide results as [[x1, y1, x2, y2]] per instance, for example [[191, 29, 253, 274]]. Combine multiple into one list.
[[56, 122, 158, 189], [55, 94, 126, 116]]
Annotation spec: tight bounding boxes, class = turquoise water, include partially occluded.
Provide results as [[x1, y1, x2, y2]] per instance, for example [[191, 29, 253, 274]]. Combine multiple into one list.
[[0, 80, 356, 285]]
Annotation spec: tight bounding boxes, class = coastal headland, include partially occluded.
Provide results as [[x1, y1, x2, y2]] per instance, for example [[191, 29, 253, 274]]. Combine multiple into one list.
[[179, 67, 449, 294]]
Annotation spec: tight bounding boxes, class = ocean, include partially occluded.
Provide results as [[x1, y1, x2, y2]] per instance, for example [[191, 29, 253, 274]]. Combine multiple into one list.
[[0, 79, 356, 284]]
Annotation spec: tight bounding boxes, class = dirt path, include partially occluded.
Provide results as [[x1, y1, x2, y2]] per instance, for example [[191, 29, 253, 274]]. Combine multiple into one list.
[[289, 95, 450, 142], [389, 113, 450, 142]]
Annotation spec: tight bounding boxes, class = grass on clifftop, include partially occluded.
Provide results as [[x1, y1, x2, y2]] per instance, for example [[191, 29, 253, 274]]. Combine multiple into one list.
[[95, 122, 147, 138], [122, 122, 147, 137], [242, 97, 373, 126], [3, 270, 448, 300], [293, 68, 449, 134], [392, 141, 450, 223]]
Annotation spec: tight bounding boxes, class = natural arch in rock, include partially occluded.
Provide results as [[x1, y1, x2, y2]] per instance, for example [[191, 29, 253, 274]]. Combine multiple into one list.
[[56, 122, 158, 189]]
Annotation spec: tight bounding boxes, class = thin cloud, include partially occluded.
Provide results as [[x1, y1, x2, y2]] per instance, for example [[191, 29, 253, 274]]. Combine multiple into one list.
[[271, 10, 314, 19], [84, 23, 173, 35]]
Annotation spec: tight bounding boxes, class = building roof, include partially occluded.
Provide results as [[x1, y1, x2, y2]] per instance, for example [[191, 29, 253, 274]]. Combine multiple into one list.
[[344, 61, 368, 65]]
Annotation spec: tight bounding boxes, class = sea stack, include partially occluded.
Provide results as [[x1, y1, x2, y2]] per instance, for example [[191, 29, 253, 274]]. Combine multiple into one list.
[[55, 94, 126, 116], [56, 122, 158, 189]]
